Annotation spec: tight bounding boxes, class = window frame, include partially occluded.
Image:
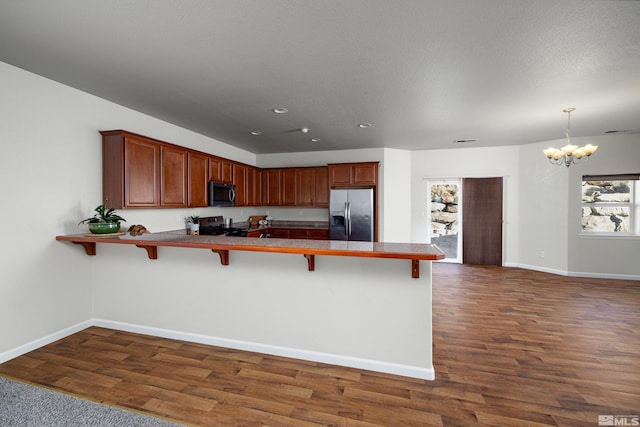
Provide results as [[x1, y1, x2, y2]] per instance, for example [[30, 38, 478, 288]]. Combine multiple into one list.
[[580, 174, 640, 237]]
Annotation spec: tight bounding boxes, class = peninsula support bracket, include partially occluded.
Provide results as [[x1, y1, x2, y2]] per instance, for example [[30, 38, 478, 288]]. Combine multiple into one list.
[[412, 259, 420, 279], [136, 245, 158, 260], [304, 254, 315, 272], [212, 249, 229, 265], [73, 241, 96, 256]]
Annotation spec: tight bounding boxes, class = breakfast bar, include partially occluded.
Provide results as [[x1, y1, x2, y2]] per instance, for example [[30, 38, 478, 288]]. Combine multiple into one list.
[[56, 232, 445, 278], [56, 232, 444, 380]]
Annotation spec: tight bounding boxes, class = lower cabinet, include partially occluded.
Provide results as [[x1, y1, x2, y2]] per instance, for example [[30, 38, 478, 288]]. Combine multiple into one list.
[[265, 228, 328, 240]]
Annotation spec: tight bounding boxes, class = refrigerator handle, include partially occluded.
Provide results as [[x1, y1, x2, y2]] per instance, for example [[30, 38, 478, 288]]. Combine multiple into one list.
[[343, 202, 349, 236], [346, 202, 352, 236]]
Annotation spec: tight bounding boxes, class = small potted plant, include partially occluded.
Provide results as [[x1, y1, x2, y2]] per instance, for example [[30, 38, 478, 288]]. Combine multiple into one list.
[[79, 204, 126, 234], [187, 215, 200, 235]]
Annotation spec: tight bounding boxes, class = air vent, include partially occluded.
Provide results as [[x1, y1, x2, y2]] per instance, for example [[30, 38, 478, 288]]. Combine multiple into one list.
[[452, 139, 478, 144], [604, 129, 638, 134]]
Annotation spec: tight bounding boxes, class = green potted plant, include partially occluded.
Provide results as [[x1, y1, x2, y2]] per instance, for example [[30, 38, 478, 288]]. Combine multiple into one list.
[[187, 215, 200, 234], [79, 204, 126, 234]]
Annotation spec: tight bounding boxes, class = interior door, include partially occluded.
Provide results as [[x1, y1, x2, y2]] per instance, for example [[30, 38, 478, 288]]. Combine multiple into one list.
[[462, 177, 503, 265]]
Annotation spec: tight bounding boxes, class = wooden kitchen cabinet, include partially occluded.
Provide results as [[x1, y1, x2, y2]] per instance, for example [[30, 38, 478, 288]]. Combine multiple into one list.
[[269, 228, 290, 238], [232, 163, 247, 206], [296, 168, 315, 206], [314, 166, 329, 207], [160, 145, 188, 208], [308, 229, 329, 240], [188, 152, 208, 207], [328, 162, 378, 187], [247, 166, 262, 206], [102, 130, 160, 208], [281, 168, 297, 206], [262, 169, 282, 206], [262, 166, 328, 207], [209, 156, 233, 184]]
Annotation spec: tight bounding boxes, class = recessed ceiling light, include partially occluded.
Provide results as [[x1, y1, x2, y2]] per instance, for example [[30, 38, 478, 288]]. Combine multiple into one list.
[[452, 139, 478, 143], [310, 138, 320, 142], [357, 123, 371, 128], [250, 131, 262, 136], [300, 127, 309, 133], [272, 107, 288, 114]]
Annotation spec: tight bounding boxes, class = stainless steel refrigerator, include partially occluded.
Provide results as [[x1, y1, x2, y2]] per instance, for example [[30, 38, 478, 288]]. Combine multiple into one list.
[[329, 188, 375, 241]]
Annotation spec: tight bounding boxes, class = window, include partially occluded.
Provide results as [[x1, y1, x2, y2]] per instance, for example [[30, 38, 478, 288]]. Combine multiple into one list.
[[581, 174, 640, 235]]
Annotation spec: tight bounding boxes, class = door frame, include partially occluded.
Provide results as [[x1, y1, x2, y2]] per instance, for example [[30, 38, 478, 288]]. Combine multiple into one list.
[[426, 179, 463, 263]]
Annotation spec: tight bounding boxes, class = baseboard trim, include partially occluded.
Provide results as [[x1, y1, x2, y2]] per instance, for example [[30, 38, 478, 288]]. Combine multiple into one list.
[[504, 263, 569, 276], [0, 319, 93, 364], [94, 319, 435, 380], [504, 263, 640, 281]]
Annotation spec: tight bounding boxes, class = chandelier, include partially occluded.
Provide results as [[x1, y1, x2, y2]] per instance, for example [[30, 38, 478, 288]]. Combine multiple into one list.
[[543, 108, 598, 167]]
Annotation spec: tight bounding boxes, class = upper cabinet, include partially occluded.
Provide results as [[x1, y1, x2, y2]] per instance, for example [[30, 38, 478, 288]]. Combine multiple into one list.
[[262, 169, 282, 206], [314, 166, 329, 207], [102, 130, 198, 209], [102, 130, 160, 208], [188, 151, 209, 208], [209, 156, 233, 184], [102, 130, 376, 211], [160, 145, 188, 208], [328, 162, 378, 187], [246, 166, 262, 206], [232, 163, 247, 206], [281, 168, 297, 206], [261, 166, 329, 207]]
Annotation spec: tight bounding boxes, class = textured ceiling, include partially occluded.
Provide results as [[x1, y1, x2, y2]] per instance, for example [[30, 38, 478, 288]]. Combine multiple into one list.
[[1, 0, 639, 154]]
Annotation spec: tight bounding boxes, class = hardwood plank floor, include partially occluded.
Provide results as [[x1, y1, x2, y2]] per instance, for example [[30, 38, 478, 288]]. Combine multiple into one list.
[[1, 264, 639, 426]]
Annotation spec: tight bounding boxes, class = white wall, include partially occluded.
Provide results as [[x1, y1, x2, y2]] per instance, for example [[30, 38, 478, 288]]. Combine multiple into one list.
[[0, 61, 256, 357], [381, 148, 412, 242], [517, 138, 570, 273], [518, 133, 640, 278], [567, 134, 640, 278]]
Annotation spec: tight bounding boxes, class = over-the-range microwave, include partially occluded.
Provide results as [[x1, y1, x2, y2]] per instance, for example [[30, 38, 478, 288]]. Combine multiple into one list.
[[208, 182, 236, 207]]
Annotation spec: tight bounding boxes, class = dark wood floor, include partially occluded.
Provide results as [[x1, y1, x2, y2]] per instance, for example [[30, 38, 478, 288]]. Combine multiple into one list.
[[1, 264, 639, 426]]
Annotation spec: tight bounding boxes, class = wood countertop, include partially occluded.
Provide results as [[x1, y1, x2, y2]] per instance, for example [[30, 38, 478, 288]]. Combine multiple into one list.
[[56, 231, 445, 278]]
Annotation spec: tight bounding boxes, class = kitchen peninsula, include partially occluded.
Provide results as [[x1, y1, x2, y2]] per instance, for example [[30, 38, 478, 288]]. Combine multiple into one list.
[[56, 230, 444, 379], [57, 231, 444, 278]]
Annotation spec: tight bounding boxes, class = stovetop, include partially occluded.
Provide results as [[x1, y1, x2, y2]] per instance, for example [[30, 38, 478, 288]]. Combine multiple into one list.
[[198, 216, 247, 236]]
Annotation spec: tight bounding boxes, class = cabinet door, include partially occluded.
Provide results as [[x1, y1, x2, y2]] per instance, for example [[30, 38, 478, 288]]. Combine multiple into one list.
[[353, 162, 378, 185], [281, 169, 297, 206], [314, 167, 329, 207], [188, 152, 208, 207], [296, 168, 315, 206], [289, 229, 309, 239], [209, 157, 234, 184], [308, 229, 329, 240], [328, 164, 353, 186], [246, 229, 262, 238], [124, 135, 159, 207], [329, 162, 378, 187], [160, 145, 188, 207], [263, 169, 282, 206], [247, 166, 262, 206], [269, 228, 290, 238], [233, 163, 248, 206]]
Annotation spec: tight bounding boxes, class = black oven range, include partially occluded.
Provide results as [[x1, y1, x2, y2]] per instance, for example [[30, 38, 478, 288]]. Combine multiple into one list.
[[198, 216, 248, 237]]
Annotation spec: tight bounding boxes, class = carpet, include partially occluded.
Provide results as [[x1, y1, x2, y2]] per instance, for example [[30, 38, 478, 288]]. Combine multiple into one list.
[[0, 376, 183, 426]]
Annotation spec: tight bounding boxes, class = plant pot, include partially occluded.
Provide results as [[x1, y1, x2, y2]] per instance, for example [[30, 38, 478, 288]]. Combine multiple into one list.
[[189, 223, 200, 235], [88, 222, 121, 234]]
